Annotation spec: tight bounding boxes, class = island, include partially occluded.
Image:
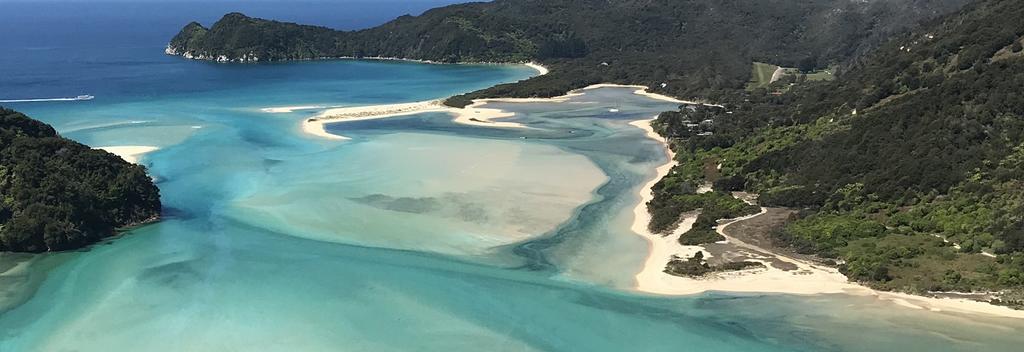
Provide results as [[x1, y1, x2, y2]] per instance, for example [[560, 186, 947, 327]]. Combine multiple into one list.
[[0, 108, 161, 252]]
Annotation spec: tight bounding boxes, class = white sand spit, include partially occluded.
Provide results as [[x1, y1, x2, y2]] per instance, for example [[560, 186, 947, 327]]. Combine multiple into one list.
[[261, 105, 329, 113]]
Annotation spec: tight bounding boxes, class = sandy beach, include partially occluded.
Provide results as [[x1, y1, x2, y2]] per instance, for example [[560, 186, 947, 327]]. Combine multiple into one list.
[[627, 117, 1024, 319], [625, 120, 852, 296], [525, 62, 549, 75], [95, 146, 159, 164]]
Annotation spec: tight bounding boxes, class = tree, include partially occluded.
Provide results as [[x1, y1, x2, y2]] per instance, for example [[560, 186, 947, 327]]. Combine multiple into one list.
[[0, 108, 161, 252], [798, 56, 818, 73]]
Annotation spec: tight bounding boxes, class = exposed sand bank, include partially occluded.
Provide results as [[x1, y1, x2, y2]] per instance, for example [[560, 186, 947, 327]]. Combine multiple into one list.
[[297, 99, 527, 139], [299, 100, 444, 140], [450, 101, 525, 128], [301, 119, 350, 141], [261, 105, 333, 113], [627, 119, 1024, 319], [95, 146, 159, 164], [314, 100, 447, 120]]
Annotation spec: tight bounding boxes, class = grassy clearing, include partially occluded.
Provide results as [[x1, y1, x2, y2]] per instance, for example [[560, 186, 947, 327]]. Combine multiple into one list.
[[803, 68, 836, 81], [745, 62, 779, 90], [748, 62, 835, 92]]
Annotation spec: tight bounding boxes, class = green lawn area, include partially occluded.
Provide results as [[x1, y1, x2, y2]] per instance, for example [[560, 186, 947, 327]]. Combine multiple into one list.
[[803, 69, 836, 81], [745, 62, 779, 90]]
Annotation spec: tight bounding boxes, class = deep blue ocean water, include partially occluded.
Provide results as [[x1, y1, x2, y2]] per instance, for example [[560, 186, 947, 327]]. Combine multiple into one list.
[[1, 1, 1023, 351]]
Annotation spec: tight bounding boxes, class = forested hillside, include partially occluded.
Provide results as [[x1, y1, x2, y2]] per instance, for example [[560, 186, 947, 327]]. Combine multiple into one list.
[[167, 0, 969, 106], [651, 0, 1024, 304], [0, 108, 161, 252]]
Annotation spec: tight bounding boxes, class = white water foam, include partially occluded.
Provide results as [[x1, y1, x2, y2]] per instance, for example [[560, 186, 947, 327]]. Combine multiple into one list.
[[0, 95, 93, 103]]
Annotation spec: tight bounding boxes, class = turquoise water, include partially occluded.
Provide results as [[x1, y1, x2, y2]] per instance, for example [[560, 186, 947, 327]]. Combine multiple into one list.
[[3, 2, 1024, 351], [2, 60, 1023, 351]]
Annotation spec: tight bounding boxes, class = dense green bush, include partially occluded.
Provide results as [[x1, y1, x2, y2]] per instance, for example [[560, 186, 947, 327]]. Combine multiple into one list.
[[168, 0, 969, 107], [773, 214, 886, 257], [0, 108, 161, 252], [652, 0, 1024, 294]]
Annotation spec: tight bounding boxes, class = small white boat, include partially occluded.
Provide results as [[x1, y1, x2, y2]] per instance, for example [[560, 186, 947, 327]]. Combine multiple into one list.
[[75, 95, 95, 101], [609, 108, 619, 113]]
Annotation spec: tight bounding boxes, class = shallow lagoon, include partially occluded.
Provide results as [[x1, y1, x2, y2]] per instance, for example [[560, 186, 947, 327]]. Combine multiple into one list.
[[1, 48, 1024, 352]]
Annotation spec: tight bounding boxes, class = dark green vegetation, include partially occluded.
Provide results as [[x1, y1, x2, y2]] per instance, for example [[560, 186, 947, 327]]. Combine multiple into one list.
[[651, 0, 1024, 305], [0, 108, 161, 252], [645, 187, 759, 244], [168, 0, 969, 107], [664, 251, 765, 277]]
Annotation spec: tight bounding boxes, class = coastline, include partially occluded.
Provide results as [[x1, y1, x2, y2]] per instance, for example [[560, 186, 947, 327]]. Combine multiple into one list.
[[265, 59, 1024, 319], [627, 118, 1024, 319], [524, 62, 548, 75], [95, 146, 159, 164], [168, 47, 551, 77], [288, 75, 737, 140]]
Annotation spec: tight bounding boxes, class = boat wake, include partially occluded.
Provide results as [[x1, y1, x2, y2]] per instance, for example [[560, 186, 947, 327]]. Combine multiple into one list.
[[0, 95, 94, 103]]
